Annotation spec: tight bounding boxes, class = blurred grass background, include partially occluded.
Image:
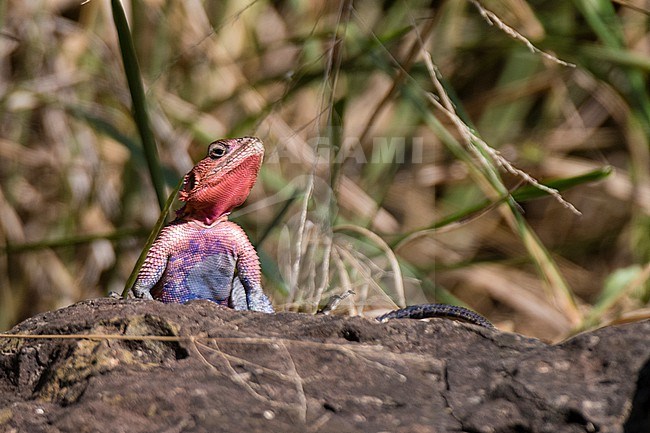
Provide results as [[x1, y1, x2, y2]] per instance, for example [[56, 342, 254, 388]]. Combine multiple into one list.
[[1, 0, 649, 342]]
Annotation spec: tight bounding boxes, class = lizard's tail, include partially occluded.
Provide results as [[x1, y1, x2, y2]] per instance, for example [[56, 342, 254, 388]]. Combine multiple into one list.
[[375, 303, 495, 329]]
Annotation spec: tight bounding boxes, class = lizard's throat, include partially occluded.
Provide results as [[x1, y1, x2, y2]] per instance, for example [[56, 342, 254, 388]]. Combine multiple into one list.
[[179, 202, 232, 225], [177, 155, 261, 225], [178, 179, 255, 225]]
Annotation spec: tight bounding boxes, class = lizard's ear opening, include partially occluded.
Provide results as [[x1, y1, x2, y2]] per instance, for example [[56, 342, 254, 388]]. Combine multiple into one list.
[[179, 172, 196, 201]]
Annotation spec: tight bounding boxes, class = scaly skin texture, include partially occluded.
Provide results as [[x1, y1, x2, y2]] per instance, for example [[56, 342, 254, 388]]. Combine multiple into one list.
[[375, 303, 494, 329], [131, 136, 493, 328], [132, 136, 273, 313]]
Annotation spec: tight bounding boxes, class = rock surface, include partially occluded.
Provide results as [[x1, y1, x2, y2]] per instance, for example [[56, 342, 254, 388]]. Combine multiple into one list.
[[0, 298, 648, 433]]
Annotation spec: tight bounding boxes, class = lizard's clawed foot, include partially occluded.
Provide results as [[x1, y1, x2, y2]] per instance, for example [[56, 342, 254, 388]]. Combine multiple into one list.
[[132, 288, 154, 300]]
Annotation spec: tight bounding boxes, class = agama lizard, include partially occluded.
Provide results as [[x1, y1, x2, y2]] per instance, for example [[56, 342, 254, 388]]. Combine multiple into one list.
[[131, 136, 494, 329], [132, 136, 273, 312]]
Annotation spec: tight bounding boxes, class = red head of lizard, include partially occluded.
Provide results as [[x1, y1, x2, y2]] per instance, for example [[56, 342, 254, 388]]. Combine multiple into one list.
[[176, 136, 264, 225]]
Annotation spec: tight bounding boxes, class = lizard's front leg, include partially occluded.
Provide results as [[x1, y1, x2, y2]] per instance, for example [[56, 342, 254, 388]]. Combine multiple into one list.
[[233, 226, 274, 313], [131, 230, 171, 300]]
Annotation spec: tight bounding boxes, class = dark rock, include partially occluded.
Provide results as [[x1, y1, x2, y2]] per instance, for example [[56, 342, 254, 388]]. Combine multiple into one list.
[[0, 298, 648, 433]]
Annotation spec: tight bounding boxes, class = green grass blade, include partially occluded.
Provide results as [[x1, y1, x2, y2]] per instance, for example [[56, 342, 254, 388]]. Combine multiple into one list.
[[510, 166, 613, 202], [121, 179, 183, 298], [392, 166, 613, 247], [403, 84, 582, 325], [110, 0, 166, 210], [574, 0, 650, 129], [577, 263, 650, 331], [580, 44, 650, 71]]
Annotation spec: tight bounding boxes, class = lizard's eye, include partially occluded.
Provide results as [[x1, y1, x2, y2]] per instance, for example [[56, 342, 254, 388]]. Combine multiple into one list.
[[208, 143, 228, 159]]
